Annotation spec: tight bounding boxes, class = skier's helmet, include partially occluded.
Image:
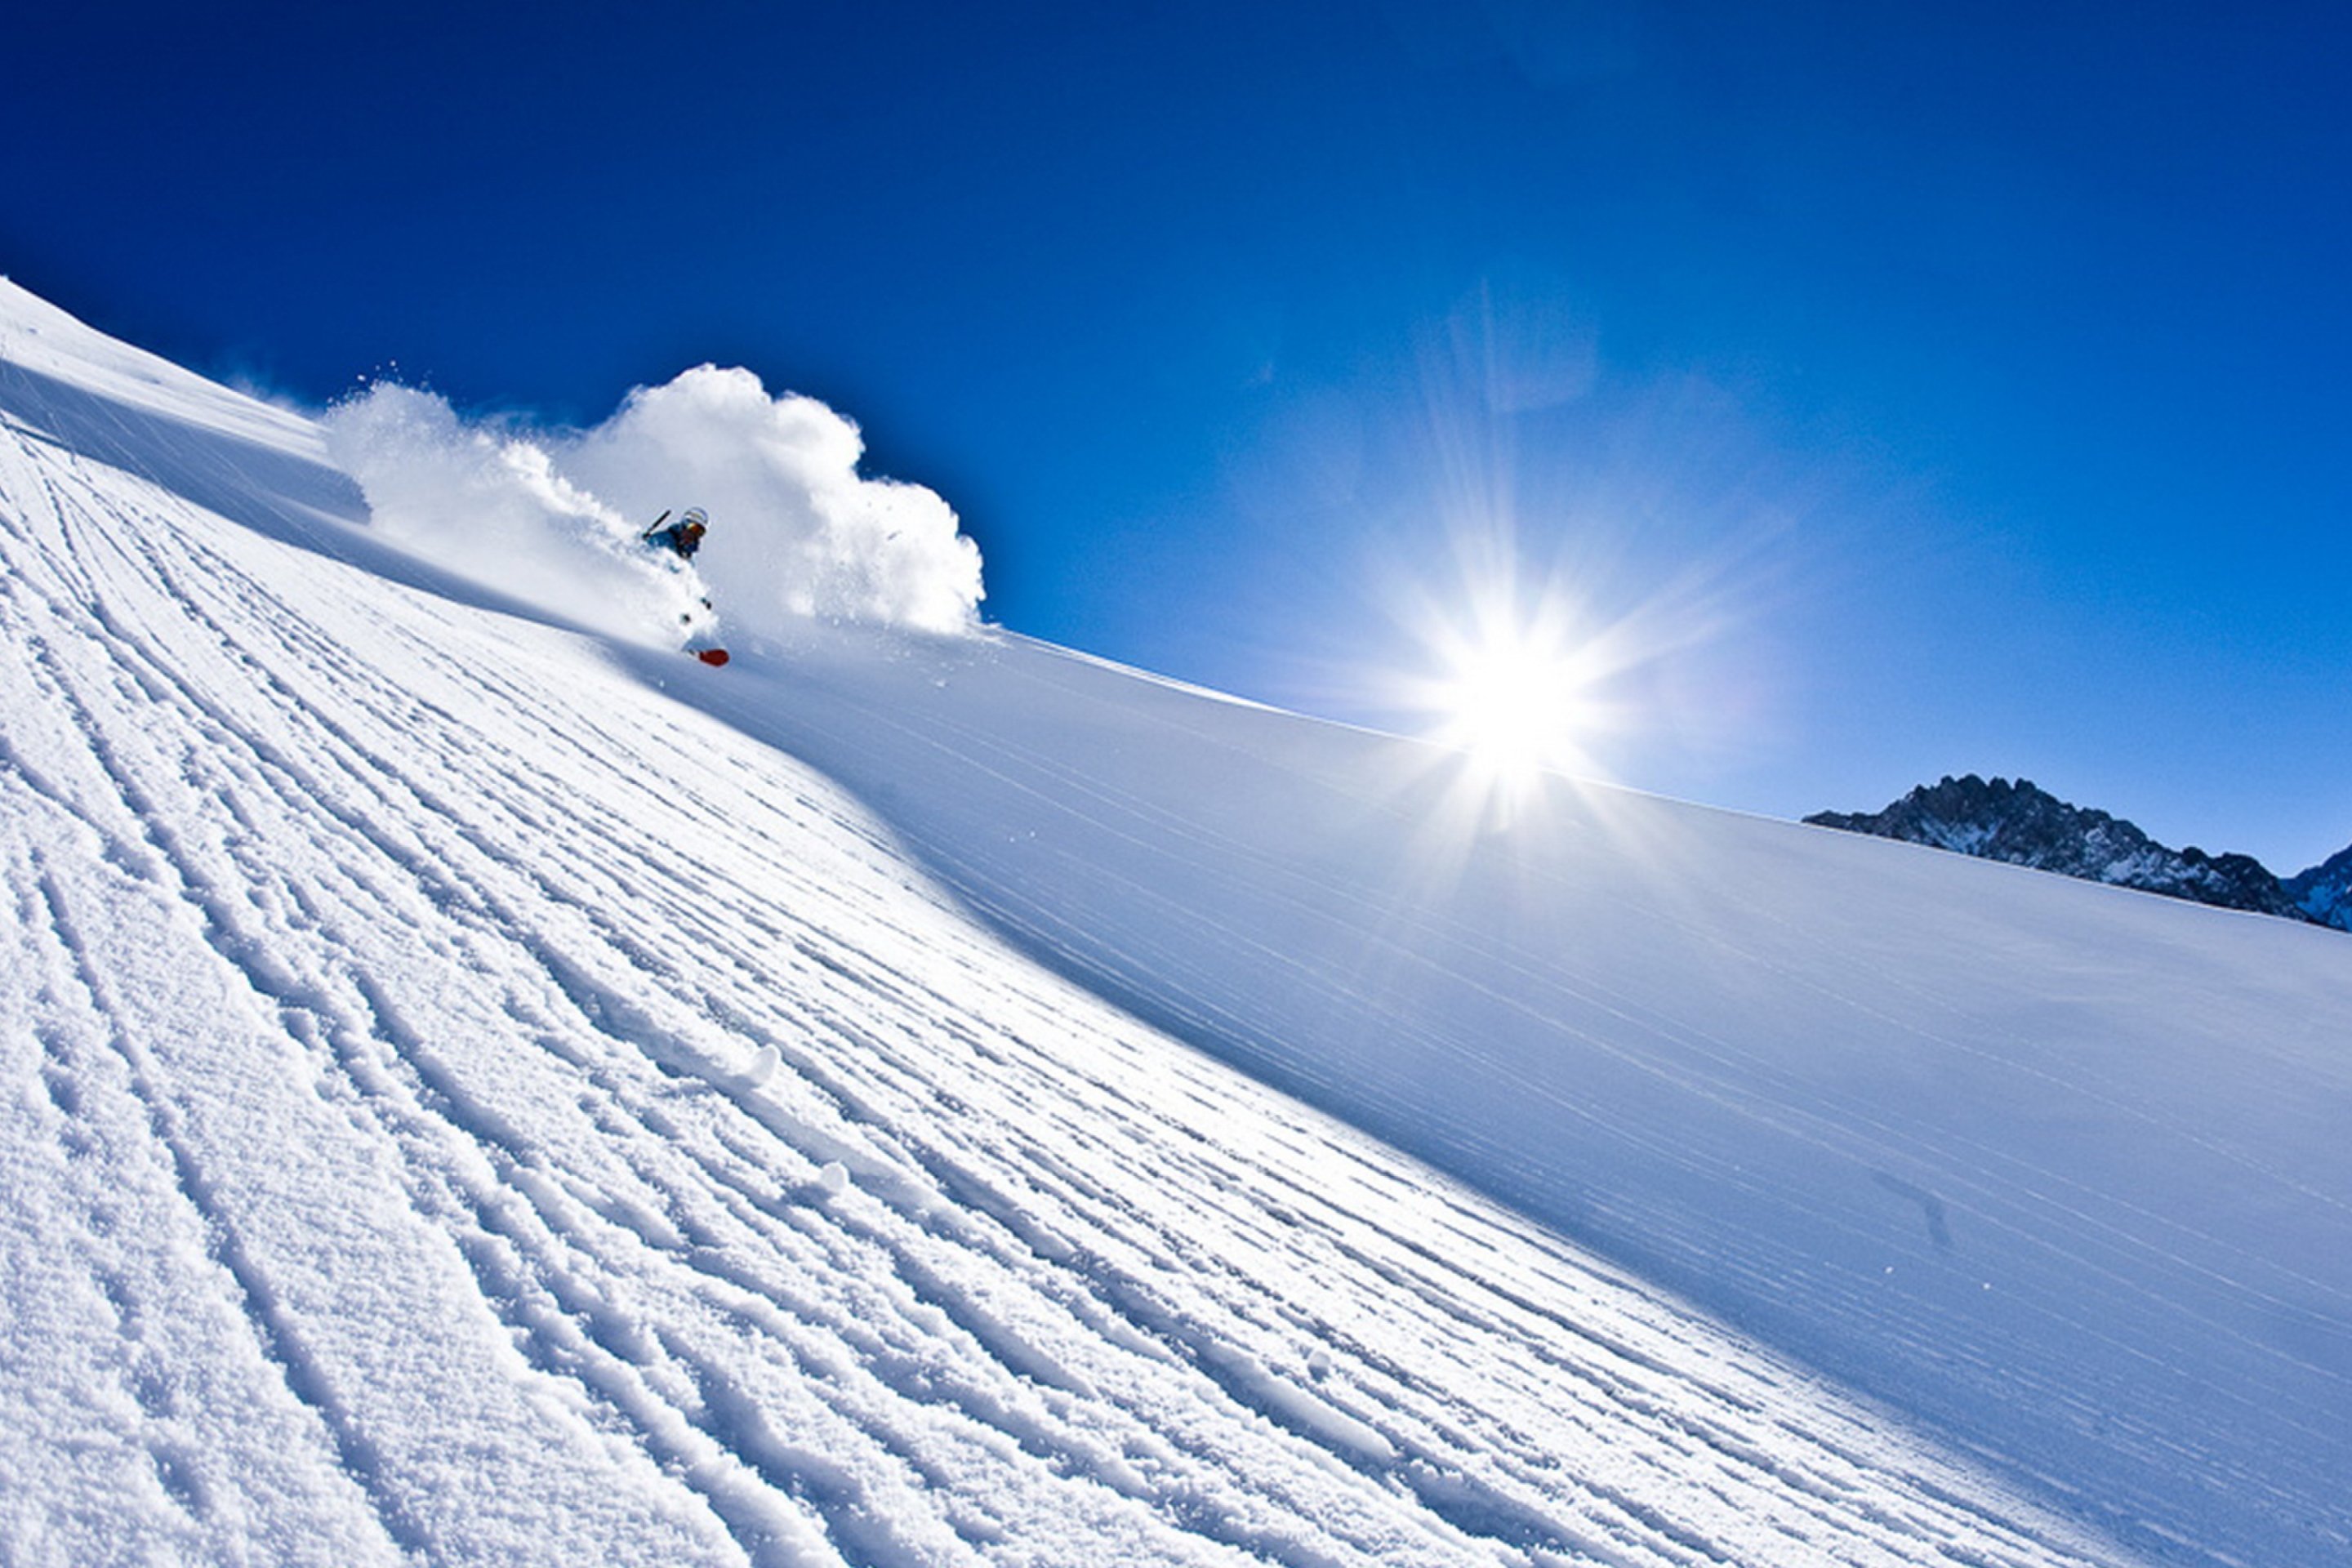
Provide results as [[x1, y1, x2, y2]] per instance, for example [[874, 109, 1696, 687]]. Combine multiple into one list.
[[681, 506, 709, 532]]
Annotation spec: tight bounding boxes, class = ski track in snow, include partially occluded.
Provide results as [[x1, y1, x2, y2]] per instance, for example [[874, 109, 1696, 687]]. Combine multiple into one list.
[[0, 308, 2144, 1566]]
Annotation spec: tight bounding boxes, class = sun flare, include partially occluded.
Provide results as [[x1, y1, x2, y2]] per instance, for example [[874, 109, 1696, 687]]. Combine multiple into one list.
[[1432, 624, 1596, 780]]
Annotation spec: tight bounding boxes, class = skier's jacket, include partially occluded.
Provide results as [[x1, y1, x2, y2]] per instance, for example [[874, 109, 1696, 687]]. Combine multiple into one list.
[[644, 507, 708, 559]]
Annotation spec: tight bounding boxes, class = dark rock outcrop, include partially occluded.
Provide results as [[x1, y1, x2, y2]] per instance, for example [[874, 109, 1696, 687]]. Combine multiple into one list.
[[2284, 844, 2352, 931], [1806, 774, 2313, 921]]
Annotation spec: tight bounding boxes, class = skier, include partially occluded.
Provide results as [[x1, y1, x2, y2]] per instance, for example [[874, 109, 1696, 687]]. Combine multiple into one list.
[[642, 506, 709, 559], [640, 507, 730, 666]]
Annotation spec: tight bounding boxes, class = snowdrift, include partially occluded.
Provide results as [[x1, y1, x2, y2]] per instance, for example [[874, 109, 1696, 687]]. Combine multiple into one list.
[[4, 278, 2348, 1567]]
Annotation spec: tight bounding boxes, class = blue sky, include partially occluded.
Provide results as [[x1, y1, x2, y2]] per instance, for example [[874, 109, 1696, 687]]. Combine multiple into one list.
[[8, 1, 2349, 869]]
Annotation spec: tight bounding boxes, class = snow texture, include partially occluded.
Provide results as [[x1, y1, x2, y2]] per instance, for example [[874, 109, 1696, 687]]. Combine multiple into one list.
[[3, 278, 2348, 1568]]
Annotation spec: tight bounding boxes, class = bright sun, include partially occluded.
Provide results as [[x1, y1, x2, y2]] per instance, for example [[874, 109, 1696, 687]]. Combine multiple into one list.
[[1432, 624, 1596, 780]]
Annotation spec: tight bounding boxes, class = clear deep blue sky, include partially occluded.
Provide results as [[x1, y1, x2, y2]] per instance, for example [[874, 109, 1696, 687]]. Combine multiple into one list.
[[8, 1, 2349, 868]]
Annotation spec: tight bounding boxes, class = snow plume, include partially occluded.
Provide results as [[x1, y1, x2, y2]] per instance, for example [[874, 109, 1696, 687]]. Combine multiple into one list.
[[324, 367, 984, 647], [559, 366, 984, 639], [323, 384, 706, 645]]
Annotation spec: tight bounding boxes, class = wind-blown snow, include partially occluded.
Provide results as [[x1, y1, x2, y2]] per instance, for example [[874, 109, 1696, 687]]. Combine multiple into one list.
[[323, 364, 982, 647], [556, 365, 983, 638], [2, 278, 2346, 1568], [321, 383, 710, 646]]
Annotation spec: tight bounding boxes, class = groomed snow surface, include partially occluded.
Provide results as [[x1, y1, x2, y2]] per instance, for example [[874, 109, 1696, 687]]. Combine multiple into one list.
[[2, 281, 2346, 1567]]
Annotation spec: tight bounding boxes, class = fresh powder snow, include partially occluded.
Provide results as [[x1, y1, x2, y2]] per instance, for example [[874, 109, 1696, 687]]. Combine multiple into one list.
[[2, 278, 2347, 1567]]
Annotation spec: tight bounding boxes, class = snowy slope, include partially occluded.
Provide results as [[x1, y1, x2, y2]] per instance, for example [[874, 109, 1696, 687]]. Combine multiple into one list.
[[0, 281, 2341, 1567], [673, 632, 2352, 1568]]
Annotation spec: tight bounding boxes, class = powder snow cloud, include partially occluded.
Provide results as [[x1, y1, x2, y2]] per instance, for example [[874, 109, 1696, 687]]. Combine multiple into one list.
[[323, 367, 984, 647]]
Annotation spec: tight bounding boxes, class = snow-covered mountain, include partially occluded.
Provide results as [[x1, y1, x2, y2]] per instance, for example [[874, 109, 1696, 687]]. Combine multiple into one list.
[[4, 279, 2350, 1568], [1806, 773, 2317, 921], [2287, 844, 2352, 930]]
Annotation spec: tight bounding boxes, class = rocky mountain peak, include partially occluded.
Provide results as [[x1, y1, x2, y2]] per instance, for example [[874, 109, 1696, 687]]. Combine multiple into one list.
[[1806, 774, 2312, 921], [2284, 844, 2352, 931]]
